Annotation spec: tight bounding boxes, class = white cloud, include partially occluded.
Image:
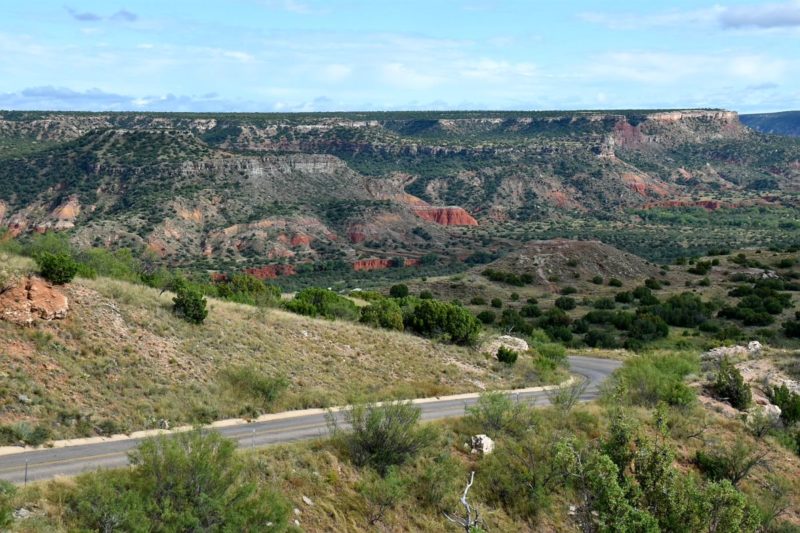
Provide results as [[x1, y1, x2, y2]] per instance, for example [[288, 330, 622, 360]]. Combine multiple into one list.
[[380, 63, 444, 90], [319, 63, 352, 82], [581, 2, 800, 31], [460, 59, 536, 82]]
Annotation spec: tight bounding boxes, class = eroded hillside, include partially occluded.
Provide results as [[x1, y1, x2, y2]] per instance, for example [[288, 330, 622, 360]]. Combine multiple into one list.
[[1, 110, 799, 279]]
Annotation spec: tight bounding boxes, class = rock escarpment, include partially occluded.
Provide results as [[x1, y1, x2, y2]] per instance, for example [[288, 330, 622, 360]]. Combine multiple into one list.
[[412, 206, 478, 226], [0, 277, 69, 326]]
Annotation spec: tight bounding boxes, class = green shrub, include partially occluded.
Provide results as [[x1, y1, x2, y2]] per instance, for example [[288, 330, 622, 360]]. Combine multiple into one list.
[[607, 353, 698, 407], [389, 284, 409, 298], [510, 292, 520, 301], [593, 298, 615, 310], [0, 480, 15, 529], [360, 299, 404, 331], [555, 296, 576, 310], [216, 273, 281, 306], [222, 366, 288, 407], [712, 358, 751, 410], [490, 298, 503, 308], [561, 286, 577, 295], [591, 275, 604, 285], [419, 289, 433, 300], [406, 299, 481, 345], [470, 296, 487, 306], [36, 252, 78, 284], [609, 278, 623, 287], [285, 287, 359, 321], [173, 287, 208, 324], [128, 430, 289, 530], [694, 440, 765, 486], [358, 467, 408, 525], [769, 383, 800, 426], [332, 402, 435, 475], [615, 291, 634, 304], [520, 303, 541, 317], [476, 310, 496, 324], [497, 346, 519, 365]]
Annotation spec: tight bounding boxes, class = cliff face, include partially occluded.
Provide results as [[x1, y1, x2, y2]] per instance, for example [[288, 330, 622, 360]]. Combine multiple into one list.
[[245, 264, 296, 280], [412, 206, 478, 226]]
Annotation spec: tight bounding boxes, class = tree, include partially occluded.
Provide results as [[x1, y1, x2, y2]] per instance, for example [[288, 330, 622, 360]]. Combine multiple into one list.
[[173, 287, 208, 324], [36, 252, 78, 284], [712, 358, 751, 410], [406, 299, 481, 345], [285, 287, 359, 321], [360, 299, 404, 331], [555, 296, 576, 311], [389, 284, 409, 298]]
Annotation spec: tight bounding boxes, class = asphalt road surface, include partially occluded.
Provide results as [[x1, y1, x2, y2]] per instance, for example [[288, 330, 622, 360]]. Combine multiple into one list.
[[0, 355, 620, 484]]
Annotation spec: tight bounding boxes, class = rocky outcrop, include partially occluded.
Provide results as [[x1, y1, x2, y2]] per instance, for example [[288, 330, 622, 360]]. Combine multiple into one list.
[[644, 200, 725, 210], [0, 277, 69, 326], [352, 258, 419, 271], [245, 264, 296, 280], [482, 335, 529, 358], [412, 206, 478, 226]]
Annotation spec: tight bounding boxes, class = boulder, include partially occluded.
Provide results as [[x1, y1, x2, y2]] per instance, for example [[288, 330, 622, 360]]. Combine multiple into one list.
[[482, 335, 529, 359], [0, 276, 69, 326], [470, 434, 495, 455], [703, 341, 762, 361], [746, 404, 781, 426]]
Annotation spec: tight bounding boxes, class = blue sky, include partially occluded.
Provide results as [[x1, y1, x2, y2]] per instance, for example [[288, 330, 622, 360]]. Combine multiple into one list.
[[0, 0, 798, 112]]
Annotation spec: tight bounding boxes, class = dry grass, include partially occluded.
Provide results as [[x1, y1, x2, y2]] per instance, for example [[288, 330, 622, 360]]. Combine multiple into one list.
[[0, 275, 548, 438]]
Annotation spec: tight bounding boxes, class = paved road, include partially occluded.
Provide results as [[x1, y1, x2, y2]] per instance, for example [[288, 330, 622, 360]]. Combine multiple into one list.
[[0, 356, 620, 484]]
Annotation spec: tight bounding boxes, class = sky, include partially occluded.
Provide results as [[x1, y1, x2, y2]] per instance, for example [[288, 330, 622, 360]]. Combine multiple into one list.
[[0, 0, 798, 113]]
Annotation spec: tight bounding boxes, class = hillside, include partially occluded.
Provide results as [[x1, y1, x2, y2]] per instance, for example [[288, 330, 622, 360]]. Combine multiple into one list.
[[0, 254, 535, 441], [741, 111, 800, 137], [479, 239, 659, 286], [2, 109, 799, 282]]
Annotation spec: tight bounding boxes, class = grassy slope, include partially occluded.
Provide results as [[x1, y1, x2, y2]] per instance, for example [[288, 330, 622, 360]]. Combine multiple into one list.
[[0, 258, 549, 439]]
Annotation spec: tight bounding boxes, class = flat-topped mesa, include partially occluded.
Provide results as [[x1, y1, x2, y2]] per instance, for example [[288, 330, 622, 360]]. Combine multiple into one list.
[[412, 206, 478, 226]]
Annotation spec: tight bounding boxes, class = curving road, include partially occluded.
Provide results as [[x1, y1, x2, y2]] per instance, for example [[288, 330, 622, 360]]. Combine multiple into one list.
[[0, 356, 619, 484]]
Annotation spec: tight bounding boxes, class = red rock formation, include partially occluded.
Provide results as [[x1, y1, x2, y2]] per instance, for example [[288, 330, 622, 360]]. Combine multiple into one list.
[[245, 264, 296, 280], [347, 225, 367, 244], [0, 277, 69, 326], [290, 234, 312, 247], [644, 200, 724, 210], [412, 206, 478, 226], [353, 258, 393, 271], [352, 258, 419, 271]]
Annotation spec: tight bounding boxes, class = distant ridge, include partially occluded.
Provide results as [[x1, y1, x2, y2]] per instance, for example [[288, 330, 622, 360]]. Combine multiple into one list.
[[741, 111, 800, 137]]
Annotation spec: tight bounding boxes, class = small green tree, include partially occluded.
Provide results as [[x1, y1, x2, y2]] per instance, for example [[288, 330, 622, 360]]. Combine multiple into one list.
[[712, 358, 751, 410], [360, 299, 404, 331], [173, 287, 208, 324], [389, 284, 409, 298], [36, 252, 78, 284]]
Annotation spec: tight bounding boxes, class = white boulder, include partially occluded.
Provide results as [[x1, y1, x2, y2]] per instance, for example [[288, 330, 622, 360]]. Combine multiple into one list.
[[470, 434, 495, 455]]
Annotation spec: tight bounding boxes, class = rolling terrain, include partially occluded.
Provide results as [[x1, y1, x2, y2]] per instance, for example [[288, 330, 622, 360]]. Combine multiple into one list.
[[1, 109, 799, 286]]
